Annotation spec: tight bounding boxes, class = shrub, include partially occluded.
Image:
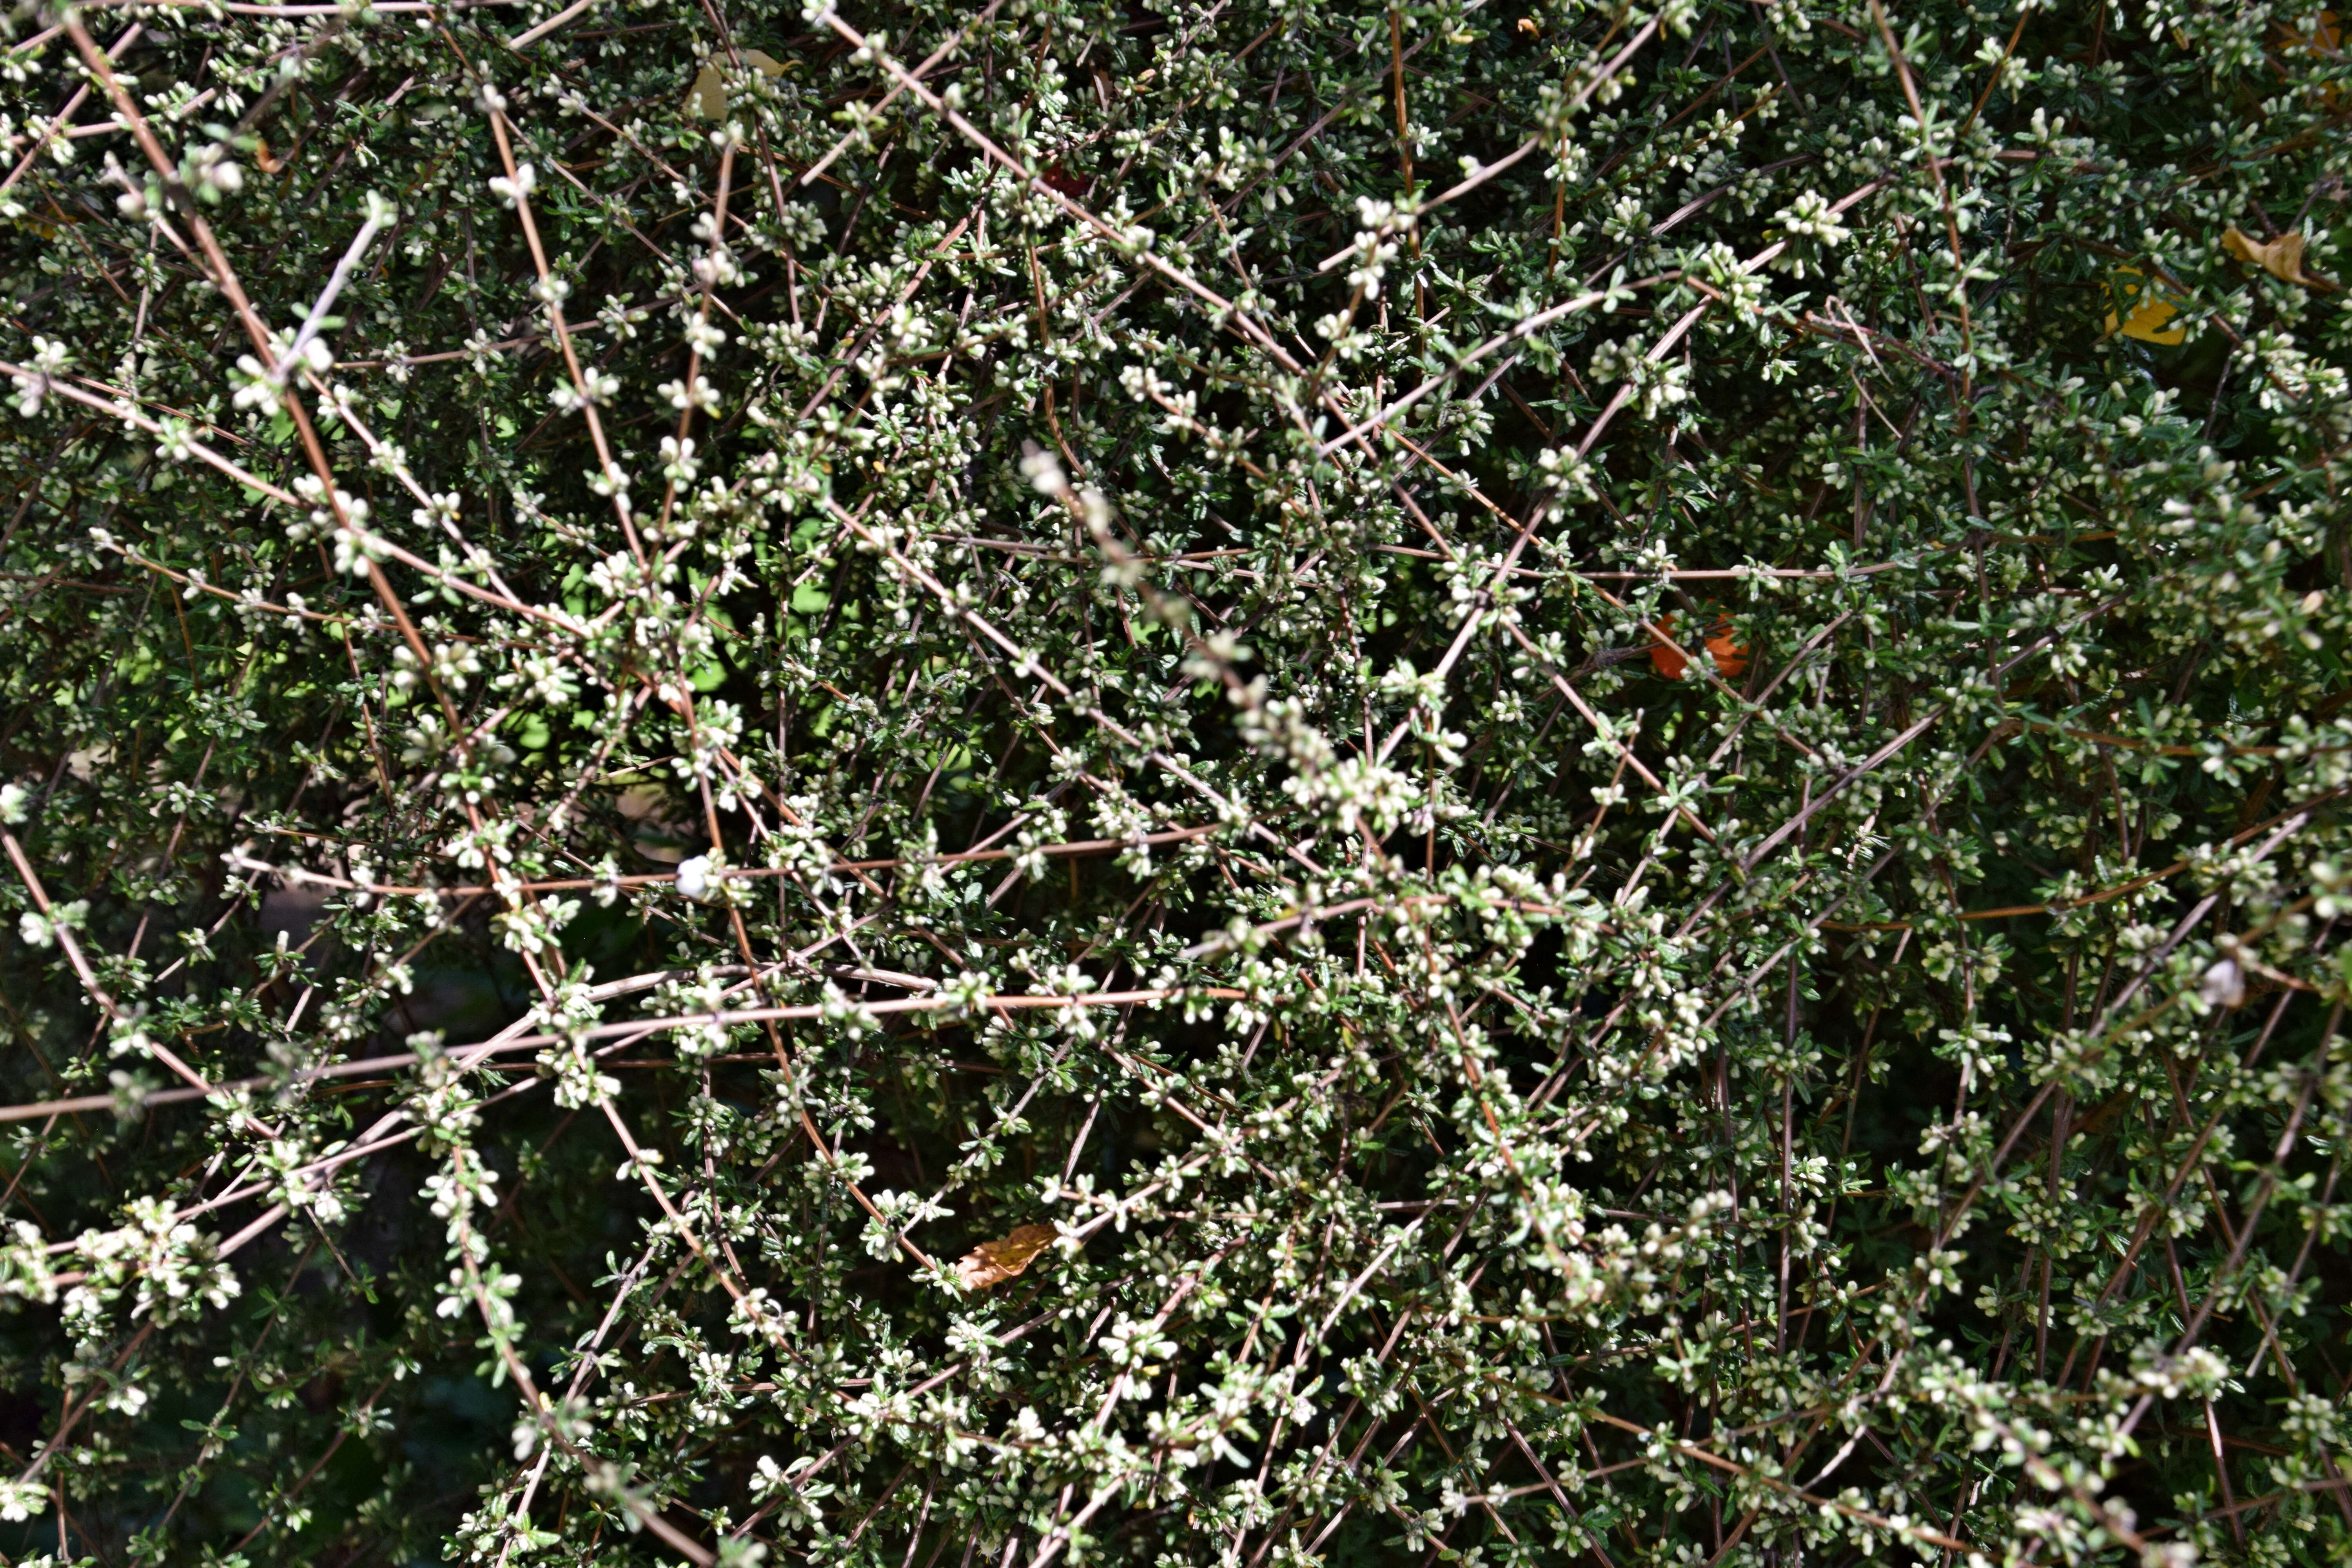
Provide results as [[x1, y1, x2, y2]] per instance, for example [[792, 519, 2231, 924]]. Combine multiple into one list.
[[0, 0, 2347, 1562]]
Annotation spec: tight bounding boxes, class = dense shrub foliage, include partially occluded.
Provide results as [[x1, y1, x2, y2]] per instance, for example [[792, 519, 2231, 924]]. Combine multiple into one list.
[[0, 0, 2348, 1561]]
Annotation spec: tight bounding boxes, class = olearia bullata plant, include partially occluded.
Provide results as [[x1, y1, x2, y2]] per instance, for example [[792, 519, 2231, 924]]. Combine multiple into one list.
[[0, 0, 2349, 1563]]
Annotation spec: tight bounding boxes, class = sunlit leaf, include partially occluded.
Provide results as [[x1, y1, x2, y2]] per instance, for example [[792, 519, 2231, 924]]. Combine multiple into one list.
[[954, 1224, 1058, 1290]]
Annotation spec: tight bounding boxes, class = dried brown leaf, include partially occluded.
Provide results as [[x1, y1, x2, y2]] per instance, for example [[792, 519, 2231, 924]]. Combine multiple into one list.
[[953, 1223, 1058, 1290], [2222, 225, 2312, 285]]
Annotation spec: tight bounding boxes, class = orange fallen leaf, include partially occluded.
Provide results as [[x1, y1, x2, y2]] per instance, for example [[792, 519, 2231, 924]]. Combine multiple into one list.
[[2222, 226, 2316, 286], [2274, 12, 2343, 105], [1650, 616, 1748, 682], [2277, 8, 2340, 56], [955, 1223, 1058, 1290], [2103, 267, 2186, 345]]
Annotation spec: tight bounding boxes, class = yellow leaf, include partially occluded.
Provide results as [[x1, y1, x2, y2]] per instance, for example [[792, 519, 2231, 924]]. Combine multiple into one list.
[[687, 64, 726, 120], [685, 49, 787, 119], [2222, 226, 2313, 286], [954, 1223, 1058, 1290], [2103, 267, 2185, 346]]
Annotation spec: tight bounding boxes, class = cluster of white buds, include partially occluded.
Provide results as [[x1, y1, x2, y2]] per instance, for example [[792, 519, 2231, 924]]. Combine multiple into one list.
[[1345, 194, 1415, 298], [487, 162, 537, 207], [9, 335, 69, 417]]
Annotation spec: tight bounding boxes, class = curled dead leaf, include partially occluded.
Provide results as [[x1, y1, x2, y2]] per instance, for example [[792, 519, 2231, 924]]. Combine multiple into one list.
[[954, 1223, 1058, 1290], [2221, 226, 2321, 287]]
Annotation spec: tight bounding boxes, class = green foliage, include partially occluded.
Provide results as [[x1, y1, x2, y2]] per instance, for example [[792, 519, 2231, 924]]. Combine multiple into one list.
[[0, 0, 2348, 1563]]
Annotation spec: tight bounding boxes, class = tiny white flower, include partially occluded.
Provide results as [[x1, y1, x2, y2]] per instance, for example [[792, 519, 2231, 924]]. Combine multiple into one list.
[[487, 163, 537, 207], [2197, 958, 2244, 1009]]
